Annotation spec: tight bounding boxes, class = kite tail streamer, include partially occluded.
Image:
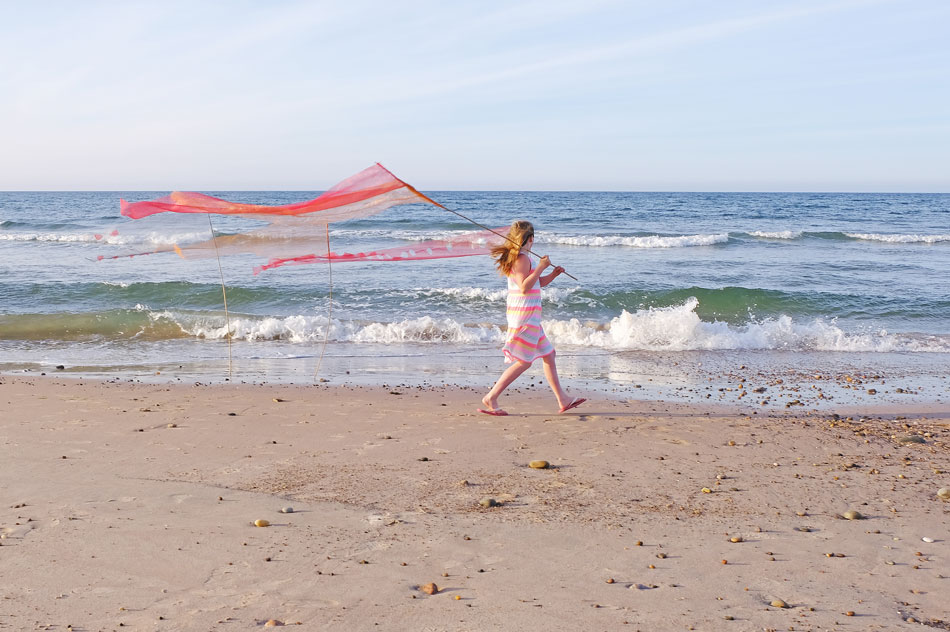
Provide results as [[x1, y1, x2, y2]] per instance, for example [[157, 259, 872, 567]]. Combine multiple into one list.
[[314, 224, 332, 381], [207, 214, 233, 378]]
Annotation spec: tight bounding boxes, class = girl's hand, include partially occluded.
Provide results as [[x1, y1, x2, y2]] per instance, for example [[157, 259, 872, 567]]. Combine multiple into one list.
[[553, 266, 565, 277], [538, 255, 551, 270]]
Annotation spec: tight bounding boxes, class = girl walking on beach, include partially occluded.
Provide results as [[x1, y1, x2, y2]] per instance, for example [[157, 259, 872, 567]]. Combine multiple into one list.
[[479, 221, 586, 416]]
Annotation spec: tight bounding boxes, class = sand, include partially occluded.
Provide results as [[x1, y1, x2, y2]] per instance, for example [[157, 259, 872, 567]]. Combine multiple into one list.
[[1, 375, 948, 631]]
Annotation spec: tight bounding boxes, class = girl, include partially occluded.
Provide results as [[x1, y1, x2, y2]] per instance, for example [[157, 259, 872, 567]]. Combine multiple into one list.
[[478, 221, 586, 416]]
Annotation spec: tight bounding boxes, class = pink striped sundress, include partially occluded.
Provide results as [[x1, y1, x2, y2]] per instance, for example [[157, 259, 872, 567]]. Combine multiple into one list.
[[503, 259, 555, 363]]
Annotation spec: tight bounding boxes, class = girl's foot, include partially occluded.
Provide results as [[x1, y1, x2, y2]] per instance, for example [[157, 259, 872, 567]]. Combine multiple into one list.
[[558, 397, 587, 413]]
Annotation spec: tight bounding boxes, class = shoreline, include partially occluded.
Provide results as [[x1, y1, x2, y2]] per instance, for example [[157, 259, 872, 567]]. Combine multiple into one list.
[[2, 376, 948, 629]]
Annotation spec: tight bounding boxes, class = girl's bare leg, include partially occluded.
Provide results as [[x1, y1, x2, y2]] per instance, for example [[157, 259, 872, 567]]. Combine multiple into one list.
[[482, 360, 532, 410], [541, 351, 570, 409]]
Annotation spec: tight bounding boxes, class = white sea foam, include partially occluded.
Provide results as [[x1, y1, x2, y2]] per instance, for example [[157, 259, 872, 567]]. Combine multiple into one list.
[[747, 230, 802, 239], [142, 299, 950, 353], [845, 233, 950, 244], [0, 229, 207, 246], [538, 233, 729, 248]]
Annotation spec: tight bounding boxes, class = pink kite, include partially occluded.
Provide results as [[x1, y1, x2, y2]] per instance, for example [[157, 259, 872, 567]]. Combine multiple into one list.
[[120, 163, 443, 221]]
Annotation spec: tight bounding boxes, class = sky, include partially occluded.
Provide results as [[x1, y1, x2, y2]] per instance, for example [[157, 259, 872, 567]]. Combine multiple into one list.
[[1, 0, 948, 191]]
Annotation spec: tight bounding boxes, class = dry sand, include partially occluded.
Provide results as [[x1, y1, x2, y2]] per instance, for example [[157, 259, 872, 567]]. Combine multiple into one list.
[[1, 376, 948, 631]]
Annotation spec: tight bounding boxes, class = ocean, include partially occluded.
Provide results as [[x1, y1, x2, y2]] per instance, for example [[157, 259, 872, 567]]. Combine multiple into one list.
[[1, 190, 948, 409]]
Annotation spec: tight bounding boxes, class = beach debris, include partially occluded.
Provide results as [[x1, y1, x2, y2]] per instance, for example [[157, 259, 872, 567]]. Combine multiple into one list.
[[458, 480, 469, 486], [635, 541, 643, 546], [846, 611, 855, 616], [898, 435, 926, 444], [418, 457, 430, 462], [721, 559, 728, 564], [723, 615, 734, 620], [730, 536, 743, 543], [727, 440, 736, 446], [605, 578, 615, 584], [701, 487, 712, 494], [656, 552, 667, 559], [938, 488, 950, 501], [770, 599, 789, 608], [166, 423, 177, 428], [529, 460, 550, 469], [254, 519, 270, 527], [922, 537, 935, 543], [280, 507, 294, 514], [263, 620, 284, 627], [421, 582, 439, 595], [272, 398, 284, 402], [479, 497, 499, 508], [842, 510, 864, 520]]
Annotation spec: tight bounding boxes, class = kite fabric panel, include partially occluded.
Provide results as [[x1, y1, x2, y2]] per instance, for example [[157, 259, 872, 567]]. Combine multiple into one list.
[[252, 229, 506, 274], [120, 163, 442, 220]]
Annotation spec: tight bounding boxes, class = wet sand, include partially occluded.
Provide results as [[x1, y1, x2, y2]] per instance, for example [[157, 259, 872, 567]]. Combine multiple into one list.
[[1, 376, 948, 630]]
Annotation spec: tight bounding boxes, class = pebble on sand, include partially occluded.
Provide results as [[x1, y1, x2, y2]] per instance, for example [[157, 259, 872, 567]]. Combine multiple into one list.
[[421, 582, 439, 595], [937, 488, 950, 500], [479, 497, 499, 508], [842, 510, 864, 520], [770, 599, 788, 608], [254, 519, 270, 527], [264, 620, 283, 627], [280, 507, 294, 514], [529, 460, 550, 469], [730, 536, 743, 543]]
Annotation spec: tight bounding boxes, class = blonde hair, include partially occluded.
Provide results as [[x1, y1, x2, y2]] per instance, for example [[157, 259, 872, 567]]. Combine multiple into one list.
[[491, 220, 534, 276]]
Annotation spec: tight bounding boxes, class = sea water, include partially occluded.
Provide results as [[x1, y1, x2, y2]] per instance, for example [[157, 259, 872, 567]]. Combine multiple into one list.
[[1, 191, 948, 409]]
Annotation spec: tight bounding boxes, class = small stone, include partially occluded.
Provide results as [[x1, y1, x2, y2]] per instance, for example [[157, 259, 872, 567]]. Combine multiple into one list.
[[421, 582, 438, 595], [529, 460, 550, 469], [254, 519, 270, 527], [478, 497, 498, 508], [635, 541, 643, 546], [937, 488, 950, 500], [770, 599, 788, 608], [263, 619, 283, 627], [721, 559, 728, 564], [454, 595, 461, 600], [723, 615, 734, 620], [922, 537, 934, 543], [727, 440, 736, 446], [842, 510, 864, 520], [730, 536, 743, 543], [418, 457, 429, 461], [605, 578, 615, 584], [359, 560, 368, 564], [701, 487, 712, 494], [167, 423, 177, 428], [656, 552, 667, 559], [845, 611, 855, 616], [898, 435, 925, 444], [280, 507, 294, 514]]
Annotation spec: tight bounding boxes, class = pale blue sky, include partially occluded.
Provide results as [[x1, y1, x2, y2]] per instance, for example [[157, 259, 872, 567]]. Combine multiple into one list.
[[2, 0, 948, 191]]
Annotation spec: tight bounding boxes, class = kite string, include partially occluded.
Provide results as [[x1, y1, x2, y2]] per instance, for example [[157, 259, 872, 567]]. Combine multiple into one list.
[[436, 205, 578, 281], [314, 224, 332, 381], [207, 214, 233, 378]]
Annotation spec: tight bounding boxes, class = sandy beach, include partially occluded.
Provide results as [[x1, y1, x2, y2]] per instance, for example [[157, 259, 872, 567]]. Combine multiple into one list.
[[1, 376, 948, 631]]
